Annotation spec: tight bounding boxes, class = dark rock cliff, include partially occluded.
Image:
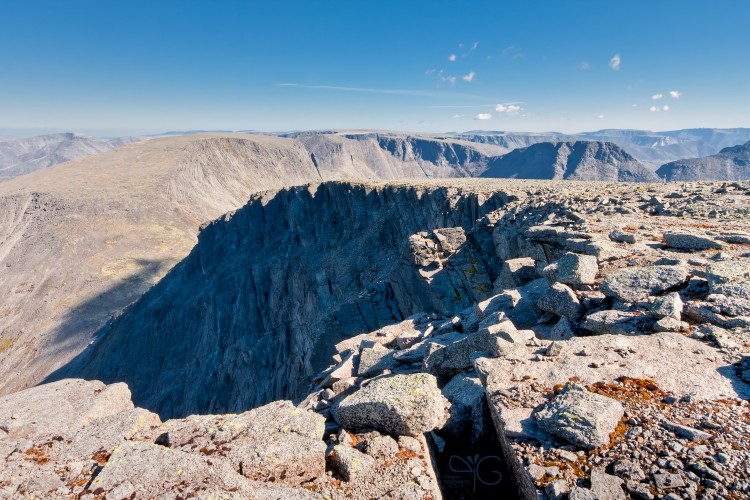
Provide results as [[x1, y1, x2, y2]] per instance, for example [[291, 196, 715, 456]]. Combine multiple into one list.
[[657, 140, 750, 181], [52, 182, 511, 418]]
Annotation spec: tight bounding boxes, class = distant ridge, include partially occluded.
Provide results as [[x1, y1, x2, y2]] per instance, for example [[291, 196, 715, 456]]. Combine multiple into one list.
[[480, 140, 661, 182], [657, 140, 750, 181]]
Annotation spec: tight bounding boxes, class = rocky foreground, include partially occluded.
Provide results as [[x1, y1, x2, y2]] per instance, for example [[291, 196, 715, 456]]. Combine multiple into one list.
[[2, 180, 750, 499]]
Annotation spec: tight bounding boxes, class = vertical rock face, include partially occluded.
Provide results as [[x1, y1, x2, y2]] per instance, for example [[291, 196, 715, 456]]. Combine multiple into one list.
[[53, 182, 509, 418]]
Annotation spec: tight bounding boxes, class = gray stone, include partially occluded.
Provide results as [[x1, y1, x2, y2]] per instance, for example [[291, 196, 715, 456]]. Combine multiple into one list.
[[707, 260, 750, 299], [534, 383, 624, 449], [360, 433, 399, 458], [653, 317, 690, 332], [499, 257, 538, 288], [653, 472, 685, 490], [330, 444, 377, 481], [545, 479, 570, 500], [423, 330, 491, 377], [90, 441, 317, 499], [333, 373, 448, 436], [601, 264, 689, 302], [441, 373, 487, 443], [590, 468, 626, 499], [582, 310, 643, 335], [537, 282, 584, 321], [609, 230, 637, 244], [664, 232, 724, 251], [397, 435, 422, 453], [660, 420, 712, 442], [549, 317, 576, 340], [357, 341, 396, 377], [556, 252, 599, 286], [650, 292, 683, 320]]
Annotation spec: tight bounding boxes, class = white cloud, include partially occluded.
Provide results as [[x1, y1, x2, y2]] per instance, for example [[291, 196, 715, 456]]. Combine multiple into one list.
[[651, 93, 663, 100], [446, 75, 456, 86], [663, 105, 670, 111], [649, 105, 659, 112], [669, 90, 682, 99], [471, 41, 478, 50], [474, 113, 492, 120], [578, 61, 590, 70], [448, 53, 457, 62], [495, 103, 523, 115], [462, 71, 476, 82], [451, 114, 465, 119], [598, 114, 605, 119], [609, 53, 621, 70], [424, 69, 436, 76]]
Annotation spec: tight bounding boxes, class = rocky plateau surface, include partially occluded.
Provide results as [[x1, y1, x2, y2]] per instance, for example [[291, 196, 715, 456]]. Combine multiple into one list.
[[2, 178, 741, 498]]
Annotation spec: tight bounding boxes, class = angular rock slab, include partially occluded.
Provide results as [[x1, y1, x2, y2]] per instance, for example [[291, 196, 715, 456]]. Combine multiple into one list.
[[475, 332, 750, 403], [707, 260, 750, 299], [601, 264, 688, 302], [89, 441, 318, 499], [0, 379, 135, 441], [333, 373, 448, 436], [534, 384, 624, 449], [141, 400, 326, 486]]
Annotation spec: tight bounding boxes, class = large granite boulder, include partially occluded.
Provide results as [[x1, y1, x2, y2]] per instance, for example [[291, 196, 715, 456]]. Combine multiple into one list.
[[333, 373, 448, 436]]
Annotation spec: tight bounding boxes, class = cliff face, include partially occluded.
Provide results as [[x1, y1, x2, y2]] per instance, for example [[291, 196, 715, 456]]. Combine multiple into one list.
[[657, 140, 750, 181], [480, 141, 661, 182], [54, 182, 511, 417], [0, 133, 506, 397]]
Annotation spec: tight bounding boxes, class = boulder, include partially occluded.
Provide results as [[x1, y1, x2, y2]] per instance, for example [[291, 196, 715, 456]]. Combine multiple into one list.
[[609, 230, 637, 244], [707, 260, 750, 299], [441, 373, 487, 443], [329, 444, 376, 481], [582, 310, 644, 335], [537, 282, 584, 321], [423, 330, 491, 377], [649, 292, 683, 320], [533, 384, 624, 449], [357, 341, 396, 377], [664, 232, 724, 251], [498, 257, 538, 288], [555, 252, 599, 286], [601, 264, 689, 303], [333, 373, 448, 436]]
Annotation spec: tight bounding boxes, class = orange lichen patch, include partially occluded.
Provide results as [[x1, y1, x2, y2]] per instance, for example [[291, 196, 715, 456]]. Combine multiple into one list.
[[395, 449, 420, 460], [92, 450, 111, 466], [23, 447, 50, 465], [588, 377, 667, 403], [345, 431, 360, 447]]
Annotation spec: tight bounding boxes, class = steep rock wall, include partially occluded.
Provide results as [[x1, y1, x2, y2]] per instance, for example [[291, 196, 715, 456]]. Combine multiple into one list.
[[53, 182, 511, 418]]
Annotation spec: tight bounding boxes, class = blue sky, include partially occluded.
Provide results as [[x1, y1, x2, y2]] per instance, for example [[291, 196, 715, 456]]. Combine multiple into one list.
[[1, 0, 748, 136]]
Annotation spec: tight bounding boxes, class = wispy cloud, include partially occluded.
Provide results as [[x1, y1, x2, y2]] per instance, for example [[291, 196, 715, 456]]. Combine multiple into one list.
[[669, 90, 682, 98], [651, 93, 663, 100], [502, 45, 525, 59], [471, 41, 479, 50], [462, 71, 476, 82], [598, 114, 605, 119], [278, 82, 483, 99], [578, 61, 591, 70], [609, 53, 621, 71], [474, 113, 492, 120], [451, 114, 465, 119], [495, 103, 522, 115], [448, 53, 457, 62]]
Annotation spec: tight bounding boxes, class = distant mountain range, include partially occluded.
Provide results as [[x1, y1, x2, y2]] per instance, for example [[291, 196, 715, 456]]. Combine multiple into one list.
[[1, 128, 750, 182], [0, 133, 141, 179], [657, 140, 750, 181], [480, 141, 660, 182]]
